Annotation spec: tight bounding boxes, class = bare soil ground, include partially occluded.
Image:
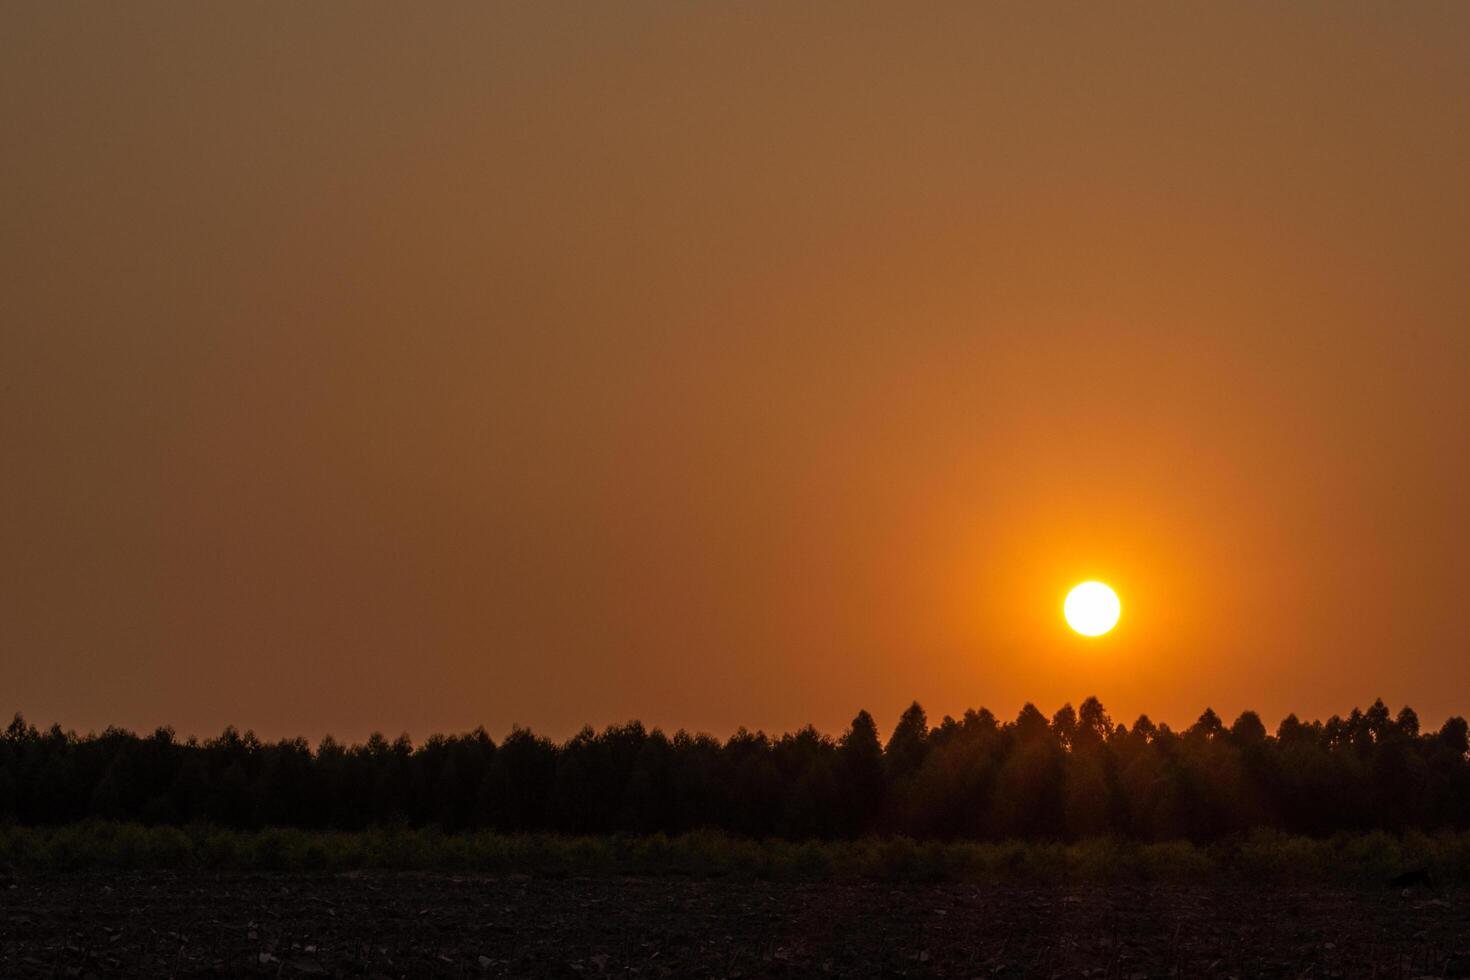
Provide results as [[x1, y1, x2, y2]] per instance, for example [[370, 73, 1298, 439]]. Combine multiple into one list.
[[1, 871, 1467, 979]]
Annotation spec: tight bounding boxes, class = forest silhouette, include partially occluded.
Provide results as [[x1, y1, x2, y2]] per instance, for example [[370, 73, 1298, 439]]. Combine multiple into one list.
[[3, 698, 1467, 841]]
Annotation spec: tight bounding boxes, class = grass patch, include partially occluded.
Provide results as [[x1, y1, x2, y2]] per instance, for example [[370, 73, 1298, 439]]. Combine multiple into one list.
[[2, 823, 1469, 884]]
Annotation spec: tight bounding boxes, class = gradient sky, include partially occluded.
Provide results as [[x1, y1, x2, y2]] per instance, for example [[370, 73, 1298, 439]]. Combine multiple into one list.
[[4, 3, 1469, 742]]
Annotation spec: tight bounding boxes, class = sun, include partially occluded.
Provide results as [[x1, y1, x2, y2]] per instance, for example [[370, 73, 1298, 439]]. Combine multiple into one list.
[[1064, 581, 1121, 636]]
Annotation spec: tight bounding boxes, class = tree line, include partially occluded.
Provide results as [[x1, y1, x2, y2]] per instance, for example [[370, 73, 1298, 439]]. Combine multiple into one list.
[[2, 698, 1467, 841]]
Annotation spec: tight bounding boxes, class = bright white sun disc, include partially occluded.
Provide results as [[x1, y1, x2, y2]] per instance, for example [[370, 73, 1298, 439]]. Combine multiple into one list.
[[1064, 581, 1121, 636]]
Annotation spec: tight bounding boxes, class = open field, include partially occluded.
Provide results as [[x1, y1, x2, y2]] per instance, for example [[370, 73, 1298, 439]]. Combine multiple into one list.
[[4, 827, 1470, 977], [3, 870, 1469, 979]]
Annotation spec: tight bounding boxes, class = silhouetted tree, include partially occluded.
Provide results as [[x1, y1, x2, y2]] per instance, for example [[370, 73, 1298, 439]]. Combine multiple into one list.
[[1050, 704, 1078, 750], [1396, 706, 1420, 738], [1076, 697, 1112, 748], [837, 710, 884, 835], [884, 702, 929, 779], [2, 700, 1470, 841]]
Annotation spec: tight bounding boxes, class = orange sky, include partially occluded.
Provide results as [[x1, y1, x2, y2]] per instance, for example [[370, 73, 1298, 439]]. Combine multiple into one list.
[[3, 3, 1468, 742]]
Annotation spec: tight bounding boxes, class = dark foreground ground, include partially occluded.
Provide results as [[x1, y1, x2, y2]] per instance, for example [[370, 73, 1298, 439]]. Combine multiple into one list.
[[2, 871, 1467, 979]]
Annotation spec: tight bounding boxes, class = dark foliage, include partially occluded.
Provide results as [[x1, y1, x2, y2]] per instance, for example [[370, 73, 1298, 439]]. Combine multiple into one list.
[[2, 699, 1467, 840]]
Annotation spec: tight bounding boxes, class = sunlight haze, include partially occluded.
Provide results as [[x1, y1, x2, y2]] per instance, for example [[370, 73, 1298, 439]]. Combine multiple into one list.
[[3, 2, 1469, 741]]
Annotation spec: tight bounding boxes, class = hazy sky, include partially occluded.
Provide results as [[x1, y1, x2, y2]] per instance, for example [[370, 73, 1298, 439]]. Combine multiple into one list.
[[4, 3, 1468, 742]]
